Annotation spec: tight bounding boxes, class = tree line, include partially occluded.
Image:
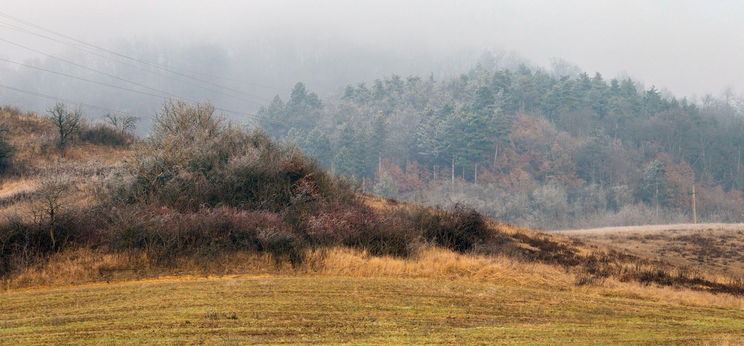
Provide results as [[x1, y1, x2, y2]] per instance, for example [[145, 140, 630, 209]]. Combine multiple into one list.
[[258, 63, 744, 229]]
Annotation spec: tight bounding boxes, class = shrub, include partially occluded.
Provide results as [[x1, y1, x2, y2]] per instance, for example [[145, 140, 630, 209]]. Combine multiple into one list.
[[417, 204, 490, 253], [0, 125, 12, 174], [258, 229, 306, 267], [114, 101, 357, 212], [107, 207, 291, 263], [80, 123, 133, 147], [348, 217, 418, 257], [304, 203, 419, 257]]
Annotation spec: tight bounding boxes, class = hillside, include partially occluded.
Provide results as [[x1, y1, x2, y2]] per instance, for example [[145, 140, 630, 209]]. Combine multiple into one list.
[[561, 224, 744, 277], [257, 64, 744, 230], [1, 104, 743, 343]]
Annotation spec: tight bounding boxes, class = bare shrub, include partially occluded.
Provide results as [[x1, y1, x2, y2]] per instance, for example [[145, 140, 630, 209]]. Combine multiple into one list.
[[105, 113, 139, 135], [80, 123, 133, 147], [117, 101, 355, 211]]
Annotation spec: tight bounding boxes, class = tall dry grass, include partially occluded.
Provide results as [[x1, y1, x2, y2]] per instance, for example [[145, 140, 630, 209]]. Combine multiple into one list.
[[5, 246, 742, 310]]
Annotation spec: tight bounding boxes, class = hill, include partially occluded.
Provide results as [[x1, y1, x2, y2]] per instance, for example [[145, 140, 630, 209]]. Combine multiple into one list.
[[560, 224, 744, 277], [0, 103, 743, 343], [256, 64, 744, 230]]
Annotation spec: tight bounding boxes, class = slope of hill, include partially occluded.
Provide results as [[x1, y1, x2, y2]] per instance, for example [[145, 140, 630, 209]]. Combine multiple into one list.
[[561, 224, 744, 277], [257, 65, 744, 230], [1, 104, 743, 343]]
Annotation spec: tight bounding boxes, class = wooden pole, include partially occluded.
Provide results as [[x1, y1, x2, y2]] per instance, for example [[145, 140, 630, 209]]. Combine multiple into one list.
[[691, 183, 697, 224], [451, 155, 455, 185], [474, 163, 478, 184], [377, 153, 383, 179]]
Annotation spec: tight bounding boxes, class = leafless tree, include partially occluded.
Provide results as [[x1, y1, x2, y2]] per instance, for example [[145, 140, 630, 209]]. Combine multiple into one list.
[[48, 102, 82, 152], [105, 112, 139, 135]]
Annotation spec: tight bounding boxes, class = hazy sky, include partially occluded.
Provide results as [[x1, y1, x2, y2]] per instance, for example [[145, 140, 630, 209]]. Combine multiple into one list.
[[3, 0, 744, 98]]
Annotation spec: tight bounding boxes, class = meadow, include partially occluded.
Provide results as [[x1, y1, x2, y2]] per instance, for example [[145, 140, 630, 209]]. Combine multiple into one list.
[[2, 249, 744, 345]]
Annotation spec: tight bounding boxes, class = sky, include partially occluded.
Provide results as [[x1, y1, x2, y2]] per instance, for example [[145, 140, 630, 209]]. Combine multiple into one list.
[[2, 0, 744, 99]]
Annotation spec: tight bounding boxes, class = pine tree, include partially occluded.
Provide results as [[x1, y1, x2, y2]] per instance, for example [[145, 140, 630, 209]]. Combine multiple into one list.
[[258, 96, 287, 138]]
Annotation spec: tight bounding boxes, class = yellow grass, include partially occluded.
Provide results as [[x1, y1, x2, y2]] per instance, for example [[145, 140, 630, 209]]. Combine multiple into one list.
[[5, 246, 743, 311], [1, 248, 743, 344]]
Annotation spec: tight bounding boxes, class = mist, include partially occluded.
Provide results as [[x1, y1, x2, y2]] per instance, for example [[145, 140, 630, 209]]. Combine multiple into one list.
[[1, 0, 743, 123]]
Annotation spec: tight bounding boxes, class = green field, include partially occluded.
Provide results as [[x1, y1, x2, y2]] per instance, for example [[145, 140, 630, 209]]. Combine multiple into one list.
[[1, 275, 742, 344]]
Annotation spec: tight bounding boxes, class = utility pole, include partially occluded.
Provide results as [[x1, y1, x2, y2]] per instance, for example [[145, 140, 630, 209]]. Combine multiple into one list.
[[691, 183, 697, 224], [378, 153, 382, 177], [451, 155, 455, 185], [655, 185, 660, 218], [474, 163, 478, 185]]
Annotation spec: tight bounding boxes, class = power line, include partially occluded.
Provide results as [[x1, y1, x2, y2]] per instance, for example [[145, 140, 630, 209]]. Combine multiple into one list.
[[0, 82, 126, 113], [0, 56, 269, 123], [0, 56, 168, 99], [0, 36, 176, 99], [0, 20, 271, 105], [0, 11, 277, 98], [0, 82, 274, 127]]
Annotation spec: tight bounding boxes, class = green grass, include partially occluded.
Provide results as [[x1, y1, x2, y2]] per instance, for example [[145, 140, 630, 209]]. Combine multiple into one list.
[[1, 276, 742, 345]]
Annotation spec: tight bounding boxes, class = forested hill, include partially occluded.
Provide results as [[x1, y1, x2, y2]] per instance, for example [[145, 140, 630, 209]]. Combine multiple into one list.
[[258, 64, 744, 229]]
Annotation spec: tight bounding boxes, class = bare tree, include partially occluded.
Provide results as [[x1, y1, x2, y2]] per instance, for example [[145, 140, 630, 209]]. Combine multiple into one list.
[[105, 112, 139, 135], [34, 176, 72, 250], [48, 103, 82, 152]]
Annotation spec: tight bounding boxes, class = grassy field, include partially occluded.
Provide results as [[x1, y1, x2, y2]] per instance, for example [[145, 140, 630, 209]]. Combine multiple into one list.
[[561, 224, 744, 277], [1, 275, 742, 345]]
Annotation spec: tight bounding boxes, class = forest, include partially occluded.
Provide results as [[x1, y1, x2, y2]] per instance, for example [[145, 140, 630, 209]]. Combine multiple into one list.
[[259, 60, 744, 229]]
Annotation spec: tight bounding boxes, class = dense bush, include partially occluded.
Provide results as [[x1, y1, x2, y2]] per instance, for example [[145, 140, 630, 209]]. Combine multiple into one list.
[[112, 101, 355, 211], [417, 204, 490, 253], [305, 203, 418, 257], [0, 206, 103, 275], [107, 207, 291, 263], [80, 123, 133, 147], [0, 127, 12, 174]]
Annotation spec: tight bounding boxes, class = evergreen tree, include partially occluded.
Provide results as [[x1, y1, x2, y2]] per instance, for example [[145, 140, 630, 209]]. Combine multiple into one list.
[[258, 96, 287, 138]]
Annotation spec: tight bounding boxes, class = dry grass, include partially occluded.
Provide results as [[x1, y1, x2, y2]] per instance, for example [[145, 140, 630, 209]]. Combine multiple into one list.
[[564, 225, 744, 277], [5, 246, 743, 311], [1, 256, 743, 344]]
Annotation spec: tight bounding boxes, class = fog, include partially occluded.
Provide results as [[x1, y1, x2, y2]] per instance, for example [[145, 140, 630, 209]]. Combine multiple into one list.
[[2, 0, 743, 122]]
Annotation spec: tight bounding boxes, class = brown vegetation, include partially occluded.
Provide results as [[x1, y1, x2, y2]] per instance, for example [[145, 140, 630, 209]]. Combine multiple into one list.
[[563, 224, 744, 277], [0, 103, 742, 301]]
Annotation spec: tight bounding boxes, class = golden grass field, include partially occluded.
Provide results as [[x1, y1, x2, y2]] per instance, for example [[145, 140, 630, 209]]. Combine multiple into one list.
[[0, 250, 744, 344], [1, 248, 743, 344]]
